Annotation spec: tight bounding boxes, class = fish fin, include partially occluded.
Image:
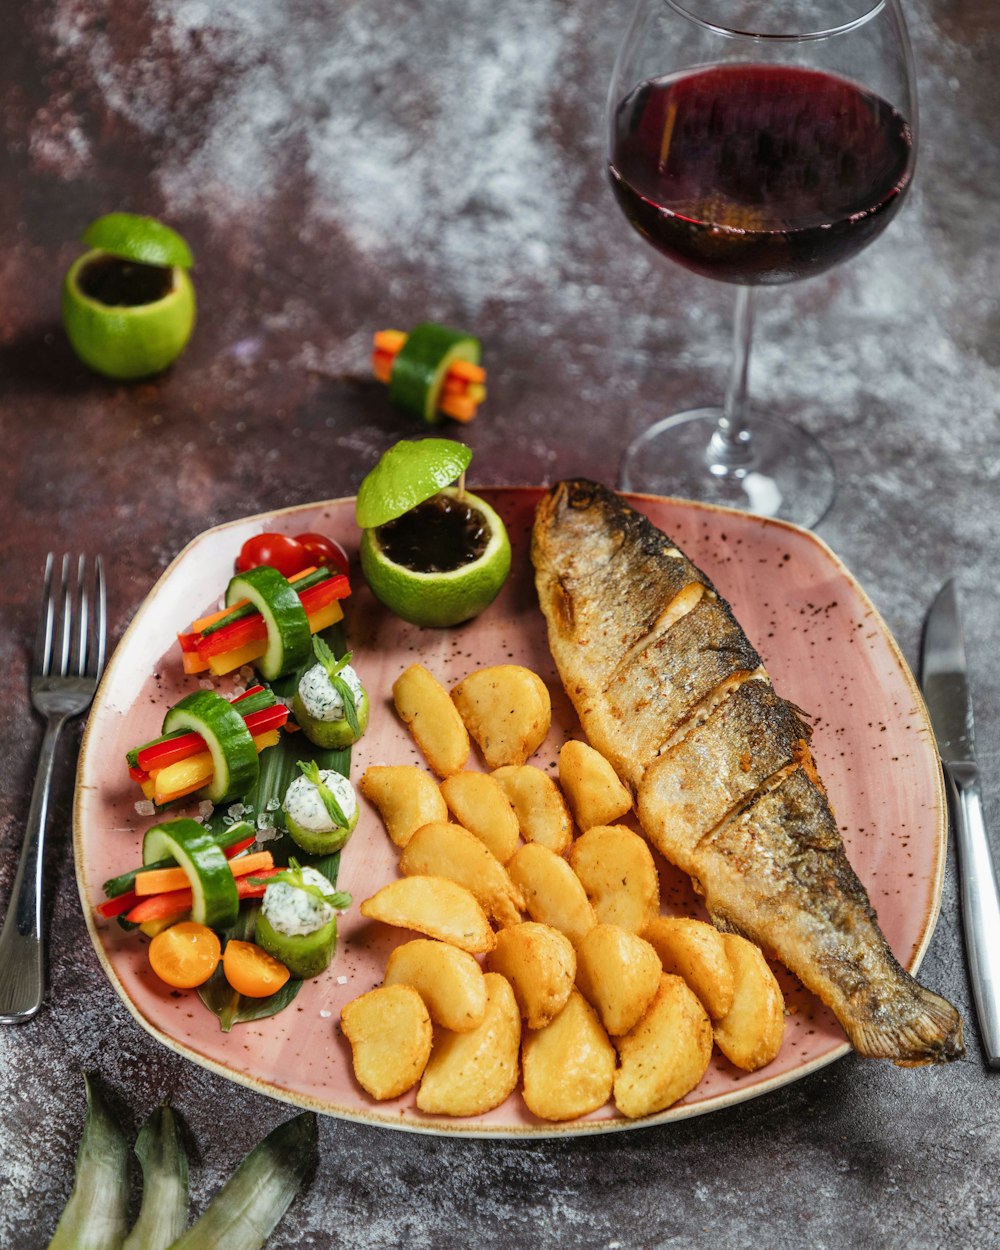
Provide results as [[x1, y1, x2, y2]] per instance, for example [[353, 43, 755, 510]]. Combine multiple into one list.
[[847, 981, 964, 1066]]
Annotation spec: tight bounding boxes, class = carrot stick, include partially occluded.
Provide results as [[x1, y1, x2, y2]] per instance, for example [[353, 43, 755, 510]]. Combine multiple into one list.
[[125, 867, 282, 924], [133, 851, 274, 898]]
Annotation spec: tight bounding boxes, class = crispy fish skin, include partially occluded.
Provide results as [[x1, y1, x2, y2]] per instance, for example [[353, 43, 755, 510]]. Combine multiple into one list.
[[598, 590, 762, 781], [682, 768, 963, 1064], [532, 479, 963, 1066], [532, 479, 710, 695], [639, 676, 809, 868]]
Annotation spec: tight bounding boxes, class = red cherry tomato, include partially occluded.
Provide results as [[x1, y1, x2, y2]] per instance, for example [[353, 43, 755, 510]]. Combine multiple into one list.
[[235, 532, 310, 578], [293, 532, 349, 576]]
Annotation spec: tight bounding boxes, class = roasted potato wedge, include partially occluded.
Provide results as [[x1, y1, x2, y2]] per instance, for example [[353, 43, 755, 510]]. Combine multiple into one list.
[[384, 939, 488, 1033], [574, 923, 662, 1036], [360, 875, 495, 954], [713, 934, 785, 1071], [522, 990, 615, 1121], [568, 824, 659, 932], [393, 663, 470, 777], [507, 843, 597, 946], [439, 771, 520, 863], [340, 984, 432, 1101], [486, 921, 576, 1029], [613, 974, 714, 1119], [358, 764, 448, 849], [642, 916, 735, 1021], [492, 764, 573, 855], [558, 739, 632, 831], [399, 821, 524, 928], [416, 973, 521, 1117], [451, 665, 551, 768]]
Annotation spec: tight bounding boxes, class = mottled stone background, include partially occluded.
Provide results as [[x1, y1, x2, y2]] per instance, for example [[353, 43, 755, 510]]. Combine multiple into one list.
[[1, 0, 998, 1246]]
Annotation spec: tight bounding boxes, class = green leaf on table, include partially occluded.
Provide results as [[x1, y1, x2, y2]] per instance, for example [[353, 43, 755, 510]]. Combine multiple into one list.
[[166, 1112, 317, 1250], [47, 1073, 129, 1250], [123, 1104, 188, 1250]]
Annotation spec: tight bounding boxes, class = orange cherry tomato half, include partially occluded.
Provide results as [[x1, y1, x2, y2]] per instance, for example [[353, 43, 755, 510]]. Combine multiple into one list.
[[293, 532, 349, 576], [148, 921, 221, 989], [223, 939, 291, 998], [235, 532, 311, 578]]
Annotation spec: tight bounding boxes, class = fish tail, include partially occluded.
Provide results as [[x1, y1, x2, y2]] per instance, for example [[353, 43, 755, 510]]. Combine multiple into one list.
[[847, 980, 965, 1066]]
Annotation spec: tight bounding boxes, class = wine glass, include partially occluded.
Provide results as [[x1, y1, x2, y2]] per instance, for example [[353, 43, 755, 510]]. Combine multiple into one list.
[[608, 0, 917, 526]]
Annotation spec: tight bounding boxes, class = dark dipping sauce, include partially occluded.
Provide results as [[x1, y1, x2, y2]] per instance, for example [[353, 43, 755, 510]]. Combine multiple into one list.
[[78, 255, 174, 306], [376, 493, 490, 573]]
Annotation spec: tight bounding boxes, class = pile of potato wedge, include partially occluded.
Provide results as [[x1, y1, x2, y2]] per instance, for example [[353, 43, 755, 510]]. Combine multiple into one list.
[[341, 662, 785, 1123]]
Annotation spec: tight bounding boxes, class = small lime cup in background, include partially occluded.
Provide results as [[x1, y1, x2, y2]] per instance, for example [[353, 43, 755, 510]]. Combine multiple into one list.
[[61, 212, 196, 380]]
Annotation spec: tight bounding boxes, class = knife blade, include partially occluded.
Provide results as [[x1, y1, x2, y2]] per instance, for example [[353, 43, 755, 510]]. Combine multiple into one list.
[[921, 578, 1000, 1068]]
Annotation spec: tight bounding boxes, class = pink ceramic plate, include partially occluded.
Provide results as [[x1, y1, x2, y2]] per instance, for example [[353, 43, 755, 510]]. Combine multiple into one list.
[[74, 489, 947, 1137]]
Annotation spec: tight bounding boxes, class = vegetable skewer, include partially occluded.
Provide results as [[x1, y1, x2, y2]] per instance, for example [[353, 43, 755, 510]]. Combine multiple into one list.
[[372, 325, 486, 423], [126, 687, 289, 807], [178, 565, 350, 677]]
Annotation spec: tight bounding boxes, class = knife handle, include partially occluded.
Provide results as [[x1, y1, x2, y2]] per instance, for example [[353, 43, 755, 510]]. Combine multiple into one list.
[[949, 763, 1000, 1068]]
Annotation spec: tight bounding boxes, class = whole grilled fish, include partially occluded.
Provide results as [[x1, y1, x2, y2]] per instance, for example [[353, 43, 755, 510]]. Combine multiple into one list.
[[532, 479, 963, 1065]]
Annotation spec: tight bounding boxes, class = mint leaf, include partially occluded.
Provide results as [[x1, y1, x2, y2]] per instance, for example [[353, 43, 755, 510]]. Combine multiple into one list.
[[311, 638, 361, 736], [296, 760, 349, 829], [250, 860, 351, 910]]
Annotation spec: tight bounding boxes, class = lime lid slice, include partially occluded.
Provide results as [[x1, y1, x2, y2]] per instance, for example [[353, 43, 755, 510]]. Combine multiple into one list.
[[355, 438, 473, 529], [81, 212, 195, 270]]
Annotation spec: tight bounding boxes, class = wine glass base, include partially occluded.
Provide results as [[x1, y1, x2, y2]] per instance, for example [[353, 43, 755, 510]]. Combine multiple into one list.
[[617, 409, 836, 528]]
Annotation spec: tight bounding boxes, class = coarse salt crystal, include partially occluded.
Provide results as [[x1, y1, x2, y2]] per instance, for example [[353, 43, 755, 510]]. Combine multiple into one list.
[[336, 976, 348, 985], [228, 803, 245, 818], [134, 799, 156, 816], [320, 1009, 332, 1019], [198, 800, 215, 819], [199, 678, 215, 690], [239, 666, 255, 683], [266, 798, 280, 811], [231, 686, 245, 698]]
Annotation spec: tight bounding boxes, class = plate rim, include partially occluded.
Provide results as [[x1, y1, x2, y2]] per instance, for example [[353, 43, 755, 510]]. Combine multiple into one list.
[[73, 487, 947, 1137]]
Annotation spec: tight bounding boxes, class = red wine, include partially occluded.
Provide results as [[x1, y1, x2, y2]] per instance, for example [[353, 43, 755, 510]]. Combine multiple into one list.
[[609, 64, 913, 284]]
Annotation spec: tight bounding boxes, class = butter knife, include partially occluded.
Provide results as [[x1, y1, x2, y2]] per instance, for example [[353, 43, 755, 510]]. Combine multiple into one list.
[[921, 577, 1000, 1068]]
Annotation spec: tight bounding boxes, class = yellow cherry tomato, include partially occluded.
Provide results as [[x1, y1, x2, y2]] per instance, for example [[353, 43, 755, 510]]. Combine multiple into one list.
[[148, 921, 221, 989], [223, 940, 291, 998]]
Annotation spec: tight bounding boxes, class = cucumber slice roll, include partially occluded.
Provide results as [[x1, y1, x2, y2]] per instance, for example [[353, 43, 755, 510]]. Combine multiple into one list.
[[163, 689, 258, 803], [142, 818, 239, 929], [226, 565, 311, 680], [292, 641, 369, 749], [282, 764, 359, 855], [257, 865, 347, 979], [387, 323, 481, 424]]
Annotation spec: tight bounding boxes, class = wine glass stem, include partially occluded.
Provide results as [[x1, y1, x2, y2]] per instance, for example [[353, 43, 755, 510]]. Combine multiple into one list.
[[708, 286, 756, 475]]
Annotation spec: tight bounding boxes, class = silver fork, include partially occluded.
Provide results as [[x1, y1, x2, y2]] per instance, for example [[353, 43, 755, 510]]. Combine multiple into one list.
[[0, 554, 107, 1023]]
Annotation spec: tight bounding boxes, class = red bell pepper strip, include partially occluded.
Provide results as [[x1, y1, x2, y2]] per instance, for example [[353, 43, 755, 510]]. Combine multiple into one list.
[[298, 574, 350, 616], [198, 613, 267, 659], [242, 705, 289, 736], [96, 890, 141, 920], [131, 701, 289, 782]]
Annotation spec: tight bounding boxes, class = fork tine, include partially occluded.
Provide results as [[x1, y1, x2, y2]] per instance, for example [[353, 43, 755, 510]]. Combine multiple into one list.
[[76, 555, 89, 676], [56, 554, 73, 678], [93, 555, 107, 680], [33, 554, 55, 677]]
